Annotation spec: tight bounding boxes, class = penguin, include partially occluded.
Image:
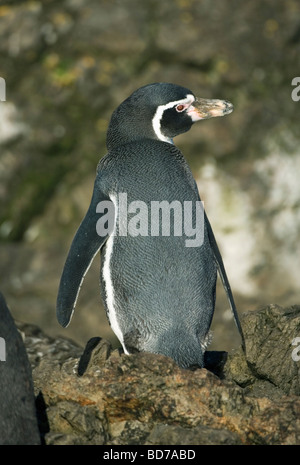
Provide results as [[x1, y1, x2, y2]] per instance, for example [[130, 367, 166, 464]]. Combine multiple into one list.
[[57, 82, 245, 369]]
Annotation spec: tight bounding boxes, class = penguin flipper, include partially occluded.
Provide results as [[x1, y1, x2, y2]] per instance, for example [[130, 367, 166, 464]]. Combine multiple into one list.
[[205, 213, 246, 351], [56, 184, 113, 328]]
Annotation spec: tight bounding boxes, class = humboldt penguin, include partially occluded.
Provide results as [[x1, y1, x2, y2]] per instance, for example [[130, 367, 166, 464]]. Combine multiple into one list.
[[57, 82, 244, 368]]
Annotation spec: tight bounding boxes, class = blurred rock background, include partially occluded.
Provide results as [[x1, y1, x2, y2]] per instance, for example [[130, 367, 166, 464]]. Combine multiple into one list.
[[0, 0, 299, 352]]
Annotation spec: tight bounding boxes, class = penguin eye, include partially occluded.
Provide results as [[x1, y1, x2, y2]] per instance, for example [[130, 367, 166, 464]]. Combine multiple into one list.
[[175, 104, 186, 112]]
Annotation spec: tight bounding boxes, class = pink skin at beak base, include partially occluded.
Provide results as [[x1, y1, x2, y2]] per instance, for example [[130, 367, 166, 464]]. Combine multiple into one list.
[[187, 98, 234, 121]]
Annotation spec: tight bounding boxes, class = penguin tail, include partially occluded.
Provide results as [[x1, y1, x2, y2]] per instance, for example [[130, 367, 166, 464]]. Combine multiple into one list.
[[153, 329, 205, 369]]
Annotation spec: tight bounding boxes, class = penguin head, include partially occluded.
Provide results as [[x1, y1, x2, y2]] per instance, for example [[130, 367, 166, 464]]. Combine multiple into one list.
[[106, 82, 233, 149]]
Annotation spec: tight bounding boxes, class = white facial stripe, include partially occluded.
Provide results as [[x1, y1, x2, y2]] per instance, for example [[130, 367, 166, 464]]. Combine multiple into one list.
[[152, 94, 195, 143], [102, 194, 129, 354]]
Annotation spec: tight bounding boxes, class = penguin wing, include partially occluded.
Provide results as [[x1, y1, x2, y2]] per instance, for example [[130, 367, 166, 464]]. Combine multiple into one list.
[[205, 212, 246, 351], [56, 182, 114, 328]]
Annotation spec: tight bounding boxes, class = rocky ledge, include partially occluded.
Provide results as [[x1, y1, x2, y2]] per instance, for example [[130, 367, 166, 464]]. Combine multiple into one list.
[[1, 293, 300, 445], [23, 303, 300, 445]]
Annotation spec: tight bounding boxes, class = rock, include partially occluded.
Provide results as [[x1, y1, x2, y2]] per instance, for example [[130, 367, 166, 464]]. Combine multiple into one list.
[[32, 348, 300, 445], [17, 318, 83, 371], [146, 424, 242, 446], [226, 304, 300, 397], [0, 293, 40, 445], [15, 303, 299, 445], [0, 298, 298, 445]]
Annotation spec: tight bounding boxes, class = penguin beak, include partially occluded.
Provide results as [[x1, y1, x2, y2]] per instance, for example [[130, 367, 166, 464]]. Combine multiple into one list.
[[187, 98, 234, 122]]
